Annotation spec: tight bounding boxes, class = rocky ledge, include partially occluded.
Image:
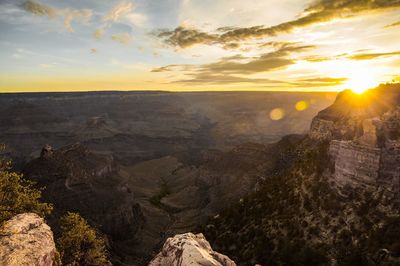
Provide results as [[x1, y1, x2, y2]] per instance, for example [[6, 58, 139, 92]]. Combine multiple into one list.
[[149, 232, 236, 266], [0, 213, 56, 266]]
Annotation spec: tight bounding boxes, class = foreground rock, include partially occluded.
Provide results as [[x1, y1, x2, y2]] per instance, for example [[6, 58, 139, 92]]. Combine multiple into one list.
[[0, 213, 56, 266], [149, 233, 236, 266]]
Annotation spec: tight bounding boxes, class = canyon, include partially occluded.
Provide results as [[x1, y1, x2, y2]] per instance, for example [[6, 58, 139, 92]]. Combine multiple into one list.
[[1, 85, 399, 265]]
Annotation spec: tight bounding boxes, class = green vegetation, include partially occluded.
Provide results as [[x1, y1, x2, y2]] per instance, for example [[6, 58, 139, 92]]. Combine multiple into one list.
[[0, 145, 52, 225], [57, 212, 110, 266]]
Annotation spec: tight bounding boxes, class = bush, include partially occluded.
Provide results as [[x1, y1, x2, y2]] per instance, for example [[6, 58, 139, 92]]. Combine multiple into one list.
[[0, 147, 52, 224], [57, 212, 110, 266]]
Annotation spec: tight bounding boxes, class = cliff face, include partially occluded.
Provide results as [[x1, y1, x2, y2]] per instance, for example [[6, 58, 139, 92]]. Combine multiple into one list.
[[0, 213, 56, 266], [23, 144, 145, 259], [149, 233, 236, 266], [310, 84, 400, 197]]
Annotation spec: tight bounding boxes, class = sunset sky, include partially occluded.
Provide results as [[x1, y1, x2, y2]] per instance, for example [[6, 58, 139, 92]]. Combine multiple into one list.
[[0, 0, 399, 92]]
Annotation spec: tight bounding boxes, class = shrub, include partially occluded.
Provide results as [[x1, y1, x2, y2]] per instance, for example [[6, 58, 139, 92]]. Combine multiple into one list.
[[0, 147, 52, 224], [57, 212, 110, 266]]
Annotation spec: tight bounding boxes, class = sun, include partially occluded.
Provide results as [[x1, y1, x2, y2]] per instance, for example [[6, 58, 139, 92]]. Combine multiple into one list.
[[344, 72, 378, 94]]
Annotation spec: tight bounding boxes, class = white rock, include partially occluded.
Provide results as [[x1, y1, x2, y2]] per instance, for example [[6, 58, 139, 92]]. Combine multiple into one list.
[[149, 232, 236, 266], [0, 213, 56, 266]]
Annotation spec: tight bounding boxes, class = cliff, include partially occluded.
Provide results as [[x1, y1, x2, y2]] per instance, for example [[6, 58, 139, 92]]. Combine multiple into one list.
[[0, 213, 57, 266], [310, 84, 400, 198]]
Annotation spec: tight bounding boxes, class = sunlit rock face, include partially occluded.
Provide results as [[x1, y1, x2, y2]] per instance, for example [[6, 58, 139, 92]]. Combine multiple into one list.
[[329, 140, 381, 190], [312, 83, 400, 196], [149, 233, 236, 266], [0, 213, 56, 266]]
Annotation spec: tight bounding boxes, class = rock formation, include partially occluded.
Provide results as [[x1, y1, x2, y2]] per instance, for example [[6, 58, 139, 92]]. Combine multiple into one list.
[[310, 84, 400, 197], [149, 233, 236, 266], [23, 144, 145, 262], [0, 213, 56, 266]]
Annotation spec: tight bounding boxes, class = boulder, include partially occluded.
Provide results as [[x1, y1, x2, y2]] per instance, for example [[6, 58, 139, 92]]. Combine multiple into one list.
[[149, 232, 236, 266], [0, 213, 56, 266]]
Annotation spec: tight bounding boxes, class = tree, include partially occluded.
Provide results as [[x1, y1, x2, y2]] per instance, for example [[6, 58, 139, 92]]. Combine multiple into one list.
[[0, 145, 52, 224], [57, 212, 110, 266]]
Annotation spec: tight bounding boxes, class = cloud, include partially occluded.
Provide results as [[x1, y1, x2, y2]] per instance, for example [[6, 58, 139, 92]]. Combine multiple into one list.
[[103, 1, 134, 23], [347, 51, 400, 60], [198, 44, 315, 74], [158, 0, 400, 48], [94, 28, 104, 39], [157, 26, 218, 48], [22, 0, 92, 32], [125, 13, 147, 27], [174, 73, 285, 85], [295, 77, 347, 87], [385, 20, 400, 28], [222, 43, 240, 50], [151, 64, 192, 72], [111, 33, 132, 44], [63, 9, 92, 32], [95, 1, 145, 41], [154, 43, 318, 86], [22, 0, 56, 18]]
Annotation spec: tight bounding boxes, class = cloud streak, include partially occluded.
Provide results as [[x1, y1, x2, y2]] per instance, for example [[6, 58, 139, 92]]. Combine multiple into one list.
[[158, 0, 400, 48], [347, 51, 400, 60], [103, 1, 133, 23]]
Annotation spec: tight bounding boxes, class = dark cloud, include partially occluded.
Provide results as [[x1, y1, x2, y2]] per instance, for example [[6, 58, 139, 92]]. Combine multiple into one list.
[[157, 26, 218, 48], [222, 43, 240, 50], [158, 0, 400, 48], [347, 51, 400, 60]]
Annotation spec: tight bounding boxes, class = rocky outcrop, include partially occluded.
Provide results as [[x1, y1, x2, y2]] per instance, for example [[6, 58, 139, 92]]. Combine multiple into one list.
[[0, 213, 56, 266], [312, 84, 400, 196], [149, 233, 236, 266]]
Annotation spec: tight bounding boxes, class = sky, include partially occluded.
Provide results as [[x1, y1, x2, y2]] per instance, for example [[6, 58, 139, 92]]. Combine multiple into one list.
[[0, 0, 399, 92]]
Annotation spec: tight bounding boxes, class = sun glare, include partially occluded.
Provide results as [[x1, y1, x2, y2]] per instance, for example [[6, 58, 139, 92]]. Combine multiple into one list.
[[343, 69, 379, 94]]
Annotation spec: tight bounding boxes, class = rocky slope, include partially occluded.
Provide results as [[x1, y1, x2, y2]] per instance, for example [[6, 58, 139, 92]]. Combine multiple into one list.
[[149, 233, 235, 266], [202, 83, 400, 265], [22, 144, 145, 264], [0, 213, 57, 266]]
